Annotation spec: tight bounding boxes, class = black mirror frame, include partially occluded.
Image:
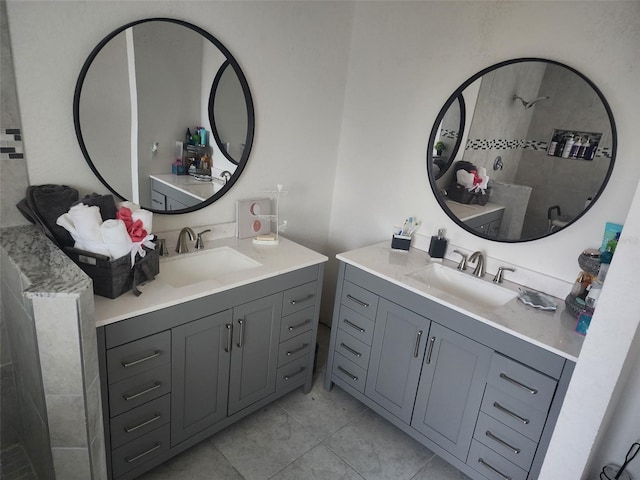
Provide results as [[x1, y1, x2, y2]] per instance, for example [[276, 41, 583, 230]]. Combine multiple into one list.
[[431, 94, 466, 180], [427, 57, 617, 243], [73, 17, 255, 215]]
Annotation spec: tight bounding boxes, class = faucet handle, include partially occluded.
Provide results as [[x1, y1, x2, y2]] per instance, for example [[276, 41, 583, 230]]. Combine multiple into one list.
[[195, 229, 211, 249], [453, 250, 468, 270], [157, 238, 168, 256], [493, 266, 515, 284]]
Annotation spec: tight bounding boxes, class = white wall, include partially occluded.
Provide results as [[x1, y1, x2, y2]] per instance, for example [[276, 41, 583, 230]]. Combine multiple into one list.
[[6, 1, 640, 478]]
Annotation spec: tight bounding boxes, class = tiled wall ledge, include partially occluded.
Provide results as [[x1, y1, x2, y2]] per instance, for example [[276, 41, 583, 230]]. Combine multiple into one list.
[[0, 225, 106, 480]]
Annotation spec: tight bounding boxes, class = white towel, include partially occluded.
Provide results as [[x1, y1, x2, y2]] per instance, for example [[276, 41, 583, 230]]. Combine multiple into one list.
[[132, 209, 153, 234], [100, 219, 133, 260], [119, 201, 141, 211], [67, 204, 103, 243]]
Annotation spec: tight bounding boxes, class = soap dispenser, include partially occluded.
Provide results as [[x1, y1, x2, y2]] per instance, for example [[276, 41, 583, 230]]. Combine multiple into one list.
[[429, 229, 448, 258]]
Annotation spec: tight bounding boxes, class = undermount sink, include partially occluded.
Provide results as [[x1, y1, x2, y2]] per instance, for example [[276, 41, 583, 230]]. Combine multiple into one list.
[[407, 262, 518, 308], [160, 246, 262, 287]]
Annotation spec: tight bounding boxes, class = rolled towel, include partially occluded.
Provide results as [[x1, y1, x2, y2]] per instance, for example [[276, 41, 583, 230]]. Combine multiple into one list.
[[132, 209, 153, 234], [73, 193, 117, 221], [67, 204, 103, 243], [101, 219, 133, 260], [119, 201, 141, 211]]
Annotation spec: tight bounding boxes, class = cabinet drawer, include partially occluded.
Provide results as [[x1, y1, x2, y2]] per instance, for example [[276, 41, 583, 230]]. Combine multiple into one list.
[[341, 281, 379, 320], [280, 306, 315, 343], [468, 439, 528, 480], [335, 328, 371, 371], [481, 385, 547, 442], [488, 354, 557, 412], [109, 364, 171, 417], [110, 394, 171, 449], [337, 305, 375, 346], [282, 281, 317, 317], [276, 354, 310, 394], [111, 423, 170, 478], [332, 352, 367, 393], [107, 331, 171, 385], [278, 330, 313, 367], [474, 412, 537, 471]]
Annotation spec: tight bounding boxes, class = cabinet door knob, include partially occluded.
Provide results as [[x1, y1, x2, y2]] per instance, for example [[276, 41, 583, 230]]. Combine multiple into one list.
[[425, 336, 436, 364], [413, 330, 423, 358], [237, 319, 245, 348], [225, 324, 233, 353]]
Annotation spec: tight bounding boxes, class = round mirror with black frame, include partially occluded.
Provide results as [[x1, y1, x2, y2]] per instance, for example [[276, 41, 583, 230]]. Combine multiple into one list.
[[73, 18, 255, 214], [431, 94, 465, 180], [427, 58, 616, 242]]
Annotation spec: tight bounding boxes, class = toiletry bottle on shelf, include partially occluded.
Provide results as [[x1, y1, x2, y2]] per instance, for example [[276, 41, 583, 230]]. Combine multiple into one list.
[[548, 133, 560, 156], [555, 134, 566, 157], [587, 139, 599, 160], [561, 134, 575, 158], [578, 137, 590, 158], [428, 228, 448, 258], [570, 136, 582, 158]]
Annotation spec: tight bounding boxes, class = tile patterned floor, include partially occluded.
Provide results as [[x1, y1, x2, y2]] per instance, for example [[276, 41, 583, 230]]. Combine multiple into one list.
[[138, 324, 472, 480]]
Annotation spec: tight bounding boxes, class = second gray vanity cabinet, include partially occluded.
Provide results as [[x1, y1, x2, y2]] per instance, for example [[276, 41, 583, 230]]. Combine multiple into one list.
[[171, 310, 232, 446], [411, 322, 492, 461], [365, 298, 431, 424]]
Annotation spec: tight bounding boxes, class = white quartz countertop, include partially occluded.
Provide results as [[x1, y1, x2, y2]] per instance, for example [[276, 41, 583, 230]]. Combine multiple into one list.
[[150, 173, 224, 201], [337, 242, 583, 362], [445, 200, 505, 221], [94, 236, 328, 327]]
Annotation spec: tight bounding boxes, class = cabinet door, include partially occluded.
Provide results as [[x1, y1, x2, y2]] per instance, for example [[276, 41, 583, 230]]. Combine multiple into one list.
[[365, 299, 430, 424], [228, 293, 283, 415], [411, 322, 491, 460], [171, 310, 232, 446]]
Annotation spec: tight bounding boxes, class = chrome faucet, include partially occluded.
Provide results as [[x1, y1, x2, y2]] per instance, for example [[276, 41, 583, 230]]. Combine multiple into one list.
[[195, 229, 211, 249], [453, 250, 468, 270], [175, 227, 195, 254], [493, 266, 515, 284], [468, 251, 485, 278]]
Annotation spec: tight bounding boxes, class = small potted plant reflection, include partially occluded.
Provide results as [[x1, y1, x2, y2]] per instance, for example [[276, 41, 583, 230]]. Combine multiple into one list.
[[434, 141, 447, 156]]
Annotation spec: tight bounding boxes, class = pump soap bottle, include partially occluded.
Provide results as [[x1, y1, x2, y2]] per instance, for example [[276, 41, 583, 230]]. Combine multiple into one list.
[[429, 229, 448, 259]]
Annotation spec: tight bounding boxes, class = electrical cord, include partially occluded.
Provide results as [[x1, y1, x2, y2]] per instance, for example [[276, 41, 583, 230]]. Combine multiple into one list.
[[600, 442, 640, 480]]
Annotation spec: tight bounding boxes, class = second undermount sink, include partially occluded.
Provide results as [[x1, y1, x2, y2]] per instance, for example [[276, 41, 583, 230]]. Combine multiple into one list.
[[407, 262, 518, 308], [160, 246, 262, 288]]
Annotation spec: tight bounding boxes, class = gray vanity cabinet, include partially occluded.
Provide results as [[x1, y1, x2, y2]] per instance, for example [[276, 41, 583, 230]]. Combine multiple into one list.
[[325, 262, 574, 480], [365, 298, 431, 423], [411, 322, 492, 461], [171, 310, 232, 446], [228, 293, 282, 414], [98, 264, 324, 480]]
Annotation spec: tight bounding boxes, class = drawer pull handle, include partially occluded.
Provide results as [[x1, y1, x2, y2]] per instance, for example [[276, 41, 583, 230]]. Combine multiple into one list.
[[493, 401, 530, 425], [340, 342, 362, 358], [499, 372, 538, 395], [125, 442, 162, 464], [414, 330, 423, 358], [290, 294, 314, 305], [346, 294, 369, 308], [287, 343, 309, 356], [425, 336, 436, 364], [477, 458, 512, 480], [225, 324, 232, 353], [237, 319, 245, 348], [121, 351, 161, 368], [486, 430, 521, 454], [337, 366, 358, 382], [288, 318, 312, 331], [283, 367, 306, 381], [124, 414, 162, 433], [343, 318, 365, 333], [123, 382, 161, 401]]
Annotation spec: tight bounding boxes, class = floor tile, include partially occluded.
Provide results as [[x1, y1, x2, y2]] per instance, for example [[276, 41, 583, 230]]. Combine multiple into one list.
[[326, 409, 434, 480], [411, 454, 472, 480], [212, 403, 320, 480], [269, 444, 364, 480], [277, 372, 367, 441], [137, 436, 242, 480]]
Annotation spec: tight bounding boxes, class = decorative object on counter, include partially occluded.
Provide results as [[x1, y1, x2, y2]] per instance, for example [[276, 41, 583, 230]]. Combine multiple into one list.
[[575, 309, 593, 335], [428, 228, 448, 258], [599, 441, 639, 480], [518, 288, 557, 311], [236, 198, 271, 239], [252, 184, 288, 245], [16, 184, 79, 248], [578, 248, 601, 274], [446, 161, 490, 205], [55, 201, 158, 298]]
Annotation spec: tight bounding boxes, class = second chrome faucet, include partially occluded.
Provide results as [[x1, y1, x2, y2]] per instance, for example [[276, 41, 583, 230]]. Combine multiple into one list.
[[468, 251, 485, 278]]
